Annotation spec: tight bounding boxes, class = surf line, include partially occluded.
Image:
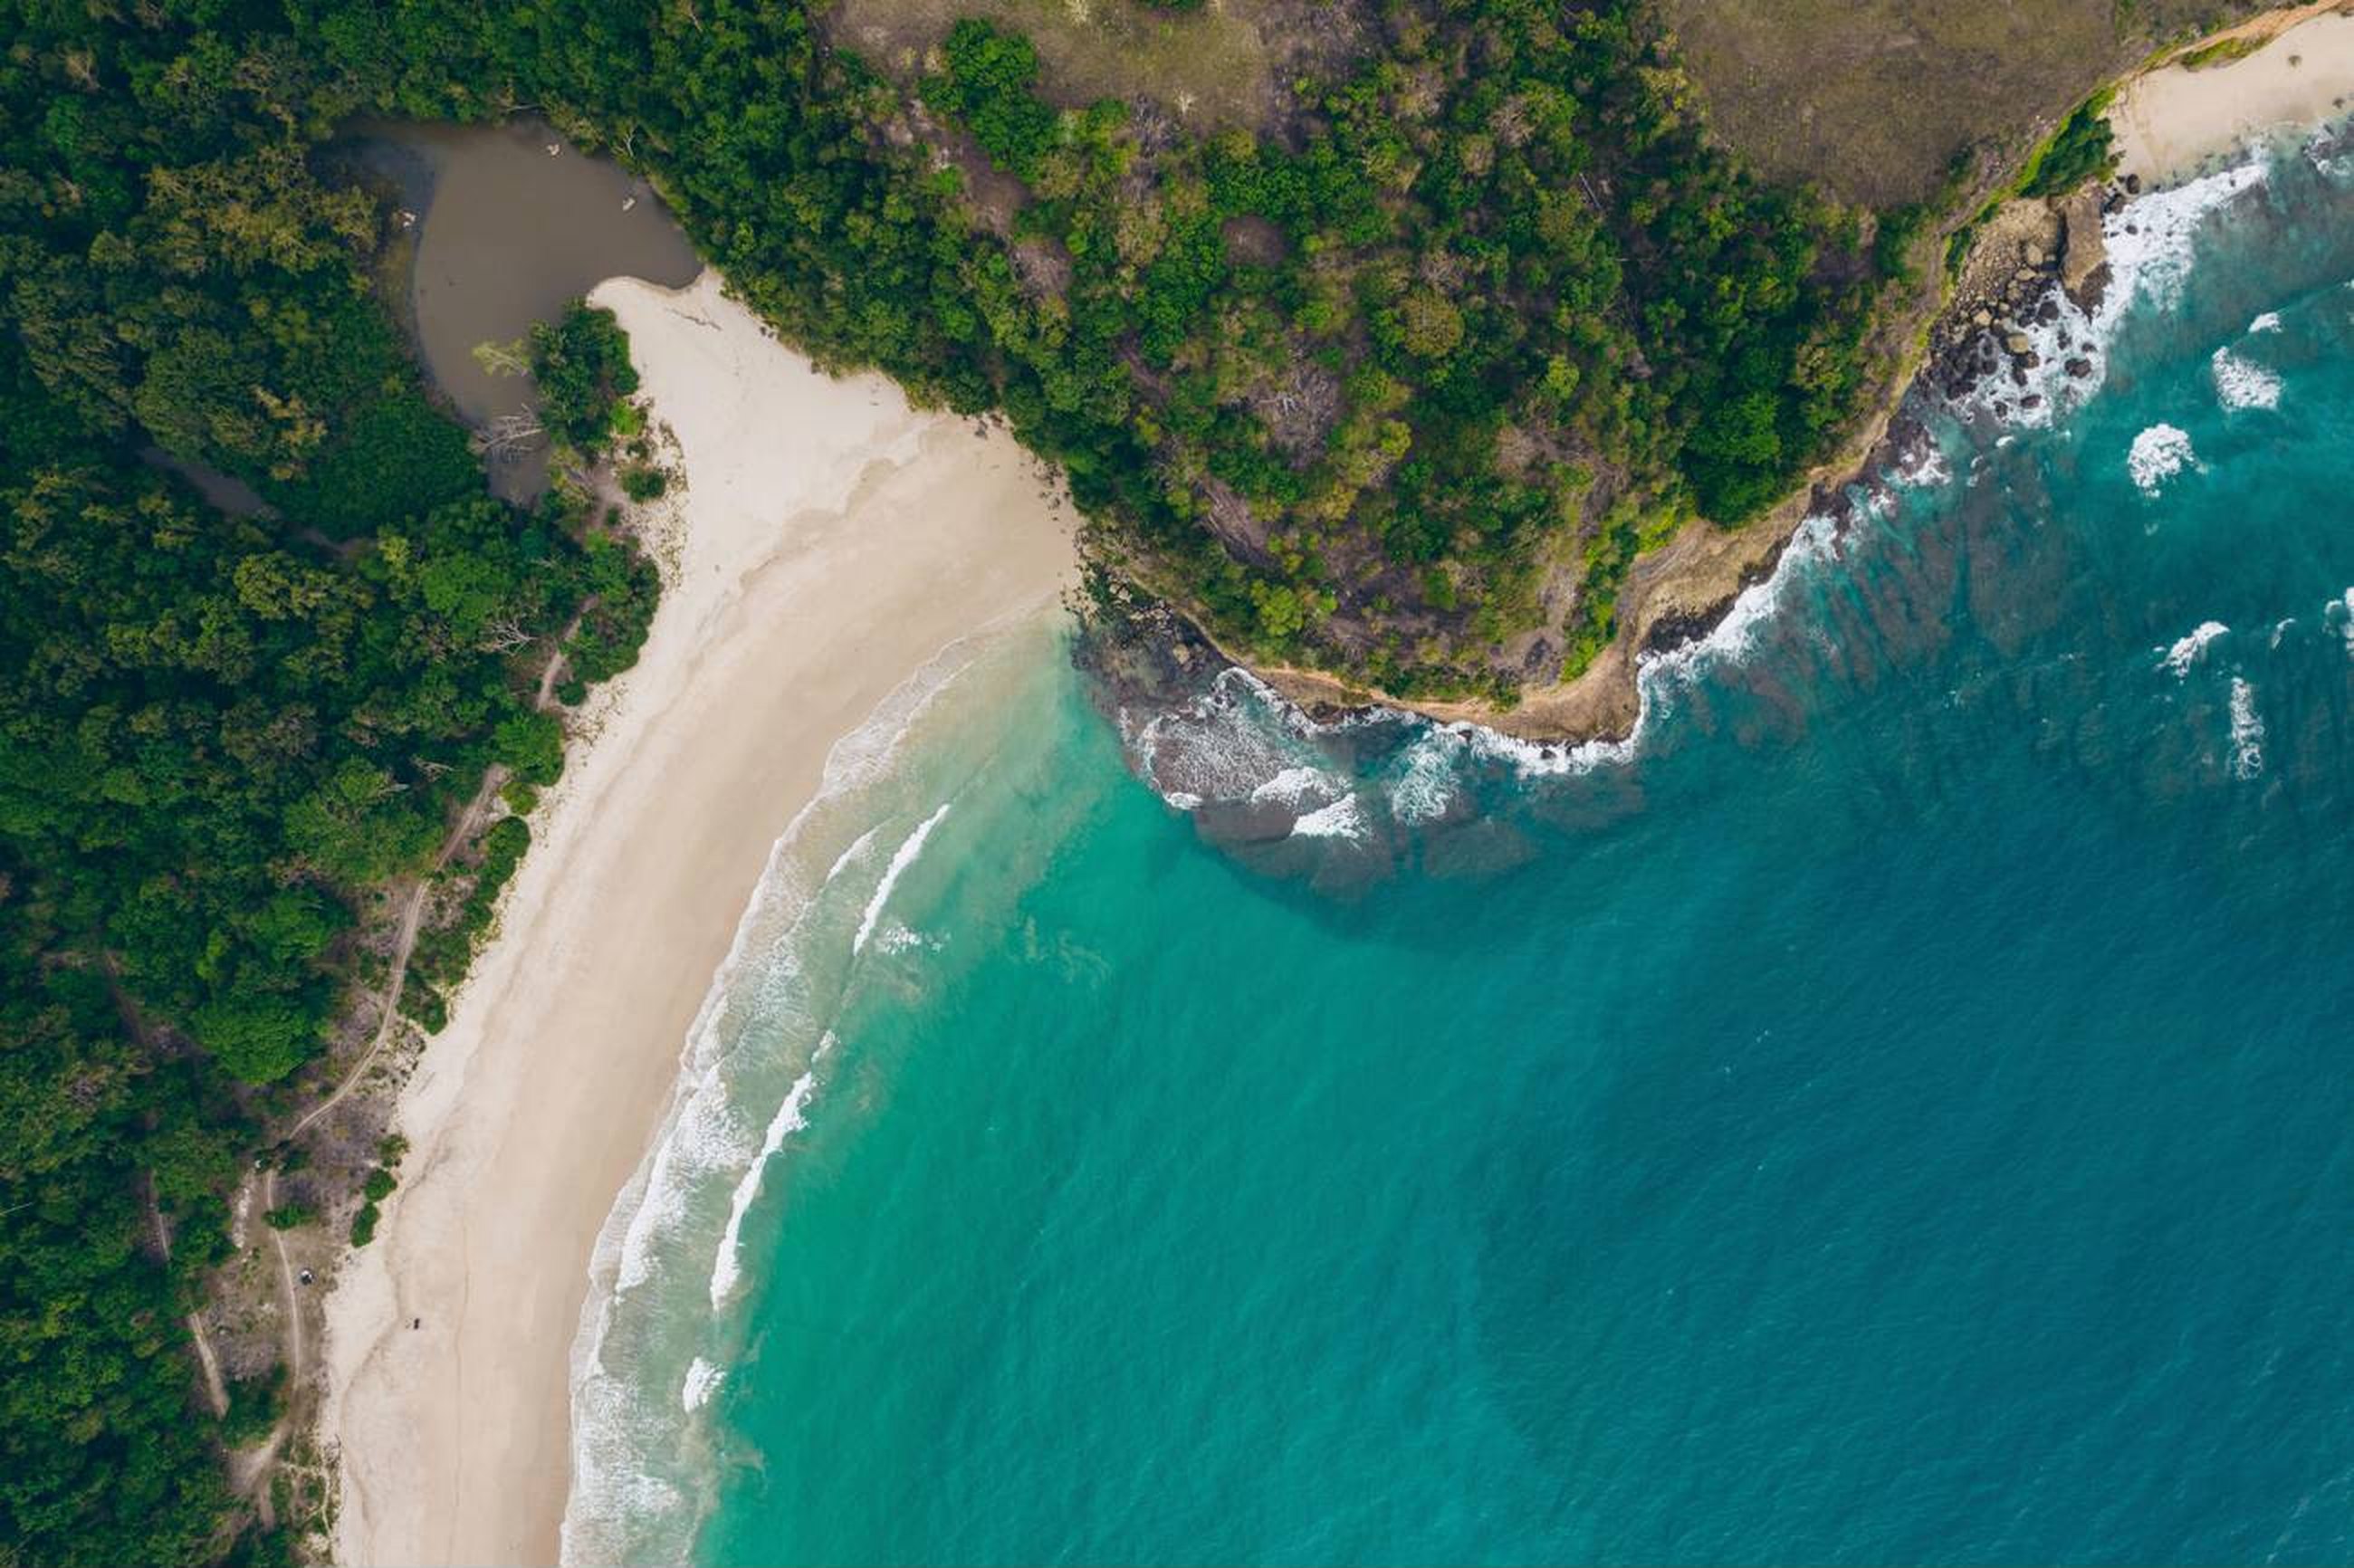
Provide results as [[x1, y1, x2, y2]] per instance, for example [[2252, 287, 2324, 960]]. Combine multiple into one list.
[[852, 802, 952, 954]]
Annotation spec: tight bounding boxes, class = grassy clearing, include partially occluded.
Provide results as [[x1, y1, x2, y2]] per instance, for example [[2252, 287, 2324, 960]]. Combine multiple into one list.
[[1660, 0, 2259, 206], [828, 0, 1300, 133]]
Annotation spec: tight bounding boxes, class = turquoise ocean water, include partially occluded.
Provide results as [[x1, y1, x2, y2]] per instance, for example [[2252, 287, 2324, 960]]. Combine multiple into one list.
[[567, 136, 2354, 1565]]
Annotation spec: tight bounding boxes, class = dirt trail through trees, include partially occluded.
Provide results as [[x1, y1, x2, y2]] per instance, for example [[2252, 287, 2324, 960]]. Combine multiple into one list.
[[285, 764, 511, 1146]]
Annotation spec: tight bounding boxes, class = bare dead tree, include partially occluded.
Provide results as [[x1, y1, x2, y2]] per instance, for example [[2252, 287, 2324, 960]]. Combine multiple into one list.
[[478, 617, 534, 654], [483, 411, 544, 459], [473, 339, 531, 378]]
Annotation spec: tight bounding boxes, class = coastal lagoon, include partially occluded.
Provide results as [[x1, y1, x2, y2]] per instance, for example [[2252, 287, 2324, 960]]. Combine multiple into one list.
[[349, 120, 699, 498], [566, 138, 2354, 1564]]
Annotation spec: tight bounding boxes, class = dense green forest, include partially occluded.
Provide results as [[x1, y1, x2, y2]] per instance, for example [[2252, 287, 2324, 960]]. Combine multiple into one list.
[[0, 10, 656, 1563], [0, 0, 1931, 1559], [457, 0, 1909, 702]]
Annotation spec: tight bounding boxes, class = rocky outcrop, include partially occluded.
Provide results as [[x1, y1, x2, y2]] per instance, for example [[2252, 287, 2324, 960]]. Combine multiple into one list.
[[2058, 185, 2110, 310]]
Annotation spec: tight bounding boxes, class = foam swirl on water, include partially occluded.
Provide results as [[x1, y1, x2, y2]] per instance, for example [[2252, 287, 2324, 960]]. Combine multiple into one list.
[[2130, 425, 2197, 497], [2212, 346, 2283, 410], [2228, 677, 2266, 779], [2161, 621, 2230, 677]]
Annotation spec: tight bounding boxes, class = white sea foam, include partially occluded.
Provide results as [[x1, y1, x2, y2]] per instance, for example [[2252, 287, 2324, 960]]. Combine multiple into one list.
[[1449, 511, 1842, 779], [1963, 158, 2268, 429], [1249, 765, 1340, 809], [1126, 666, 1316, 808], [853, 803, 951, 954], [1889, 437, 1954, 492], [1387, 730, 1462, 824], [1290, 793, 1368, 840], [2161, 621, 2229, 677], [681, 1357, 723, 1413], [2212, 346, 2283, 410], [564, 635, 999, 1568], [824, 827, 878, 884], [1449, 714, 1641, 778], [2229, 677, 2266, 779], [611, 1050, 758, 1295], [873, 922, 934, 956], [709, 1033, 835, 1308], [2129, 425, 2197, 496]]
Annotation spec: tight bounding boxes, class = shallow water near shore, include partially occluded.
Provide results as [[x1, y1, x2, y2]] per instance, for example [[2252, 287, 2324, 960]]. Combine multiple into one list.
[[572, 136, 2354, 1565]]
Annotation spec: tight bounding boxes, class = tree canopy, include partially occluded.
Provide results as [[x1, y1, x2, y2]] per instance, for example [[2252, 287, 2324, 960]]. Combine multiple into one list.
[[0, 0, 1924, 1555]]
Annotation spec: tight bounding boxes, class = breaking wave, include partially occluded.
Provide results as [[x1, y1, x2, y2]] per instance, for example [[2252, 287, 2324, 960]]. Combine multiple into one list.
[[708, 1038, 832, 1309], [2212, 345, 2284, 410], [681, 1357, 722, 1413], [2130, 425, 2198, 497], [2161, 621, 2230, 677], [1290, 794, 1369, 840], [1959, 158, 2270, 431], [854, 805, 952, 955], [2228, 677, 2266, 779], [561, 631, 1013, 1568]]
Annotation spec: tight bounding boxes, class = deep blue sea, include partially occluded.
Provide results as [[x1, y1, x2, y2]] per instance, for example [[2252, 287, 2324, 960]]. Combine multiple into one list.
[[566, 137, 2354, 1566]]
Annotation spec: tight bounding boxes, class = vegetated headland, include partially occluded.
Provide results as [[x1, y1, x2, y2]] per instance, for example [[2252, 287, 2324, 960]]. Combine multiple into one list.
[[0, 0, 2345, 1563]]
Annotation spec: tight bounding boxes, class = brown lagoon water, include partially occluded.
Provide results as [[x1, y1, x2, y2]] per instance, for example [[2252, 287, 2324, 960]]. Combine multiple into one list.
[[349, 119, 700, 498]]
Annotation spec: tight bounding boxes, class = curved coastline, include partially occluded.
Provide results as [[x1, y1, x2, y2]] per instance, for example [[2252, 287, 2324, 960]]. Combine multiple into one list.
[[1267, 3, 2354, 747], [318, 268, 1075, 1567], [320, 20, 2354, 1559]]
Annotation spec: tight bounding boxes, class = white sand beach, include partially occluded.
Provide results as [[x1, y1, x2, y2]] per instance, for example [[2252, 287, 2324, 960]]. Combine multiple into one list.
[[320, 269, 1074, 1567], [2111, 6, 2354, 186]]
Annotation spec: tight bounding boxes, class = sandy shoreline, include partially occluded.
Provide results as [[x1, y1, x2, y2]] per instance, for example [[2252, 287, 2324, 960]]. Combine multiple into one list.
[[2111, 6, 2354, 186], [320, 268, 1073, 1567]]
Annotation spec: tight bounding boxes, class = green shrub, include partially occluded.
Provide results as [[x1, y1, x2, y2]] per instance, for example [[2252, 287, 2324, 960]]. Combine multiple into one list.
[[2178, 34, 2261, 70], [921, 20, 1062, 178], [495, 707, 566, 787], [220, 1369, 286, 1448], [2019, 91, 2117, 198], [403, 986, 448, 1035], [529, 304, 640, 455]]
